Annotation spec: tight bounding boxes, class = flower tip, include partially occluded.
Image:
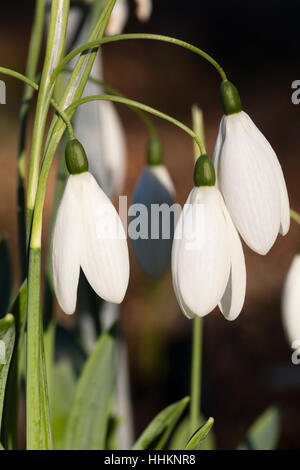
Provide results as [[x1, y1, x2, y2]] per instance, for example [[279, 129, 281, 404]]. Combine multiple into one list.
[[220, 80, 242, 116], [193, 154, 216, 187]]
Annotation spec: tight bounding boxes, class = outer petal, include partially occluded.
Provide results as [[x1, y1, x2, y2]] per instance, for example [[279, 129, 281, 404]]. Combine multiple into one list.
[[272, 157, 290, 235], [217, 192, 246, 321], [282, 255, 300, 346], [212, 116, 225, 185], [174, 187, 231, 318], [51, 176, 81, 314], [73, 172, 129, 304], [131, 166, 176, 278], [218, 111, 282, 255]]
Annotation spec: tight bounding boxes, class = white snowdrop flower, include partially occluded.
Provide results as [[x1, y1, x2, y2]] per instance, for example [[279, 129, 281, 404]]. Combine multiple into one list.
[[74, 54, 126, 199], [106, 0, 129, 36], [52, 140, 129, 315], [130, 137, 176, 278], [135, 0, 152, 22], [213, 80, 290, 255], [282, 253, 300, 346], [172, 154, 246, 320]]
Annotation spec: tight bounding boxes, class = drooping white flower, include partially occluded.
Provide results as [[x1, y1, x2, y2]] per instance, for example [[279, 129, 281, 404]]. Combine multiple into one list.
[[172, 154, 246, 320], [130, 154, 176, 278], [213, 81, 290, 255], [282, 254, 300, 346], [135, 0, 152, 22], [106, 0, 129, 36], [52, 140, 129, 315]]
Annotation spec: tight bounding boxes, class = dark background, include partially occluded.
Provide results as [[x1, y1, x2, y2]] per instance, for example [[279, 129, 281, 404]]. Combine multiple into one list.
[[1, 0, 300, 449]]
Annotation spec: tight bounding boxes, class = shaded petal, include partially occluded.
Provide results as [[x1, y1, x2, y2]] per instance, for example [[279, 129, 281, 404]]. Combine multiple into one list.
[[219, 111, 281, 255], [135, 0, 152, 21], [51, 176, 81, 314], [217, 192, 246, 321], [73, 172, 129, 303], [174, 187, 231, 318], [130, 166, 176, 278], [106, 0, 129, 36], [282, 255, 300, 346], [212, 116, 225, 185]]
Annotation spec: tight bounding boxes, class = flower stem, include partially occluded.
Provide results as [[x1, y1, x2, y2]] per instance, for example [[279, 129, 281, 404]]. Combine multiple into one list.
[[190, 316, 203, 435], [53, 33, 227, 84], [17, 0, 45, 281], [290, 209, 300, 225], [66, 94, 205, 153]]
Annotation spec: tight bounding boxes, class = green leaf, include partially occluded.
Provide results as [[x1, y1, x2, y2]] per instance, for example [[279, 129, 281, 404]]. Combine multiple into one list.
[[0, 238, 12, 317], [0, 314, 15, 434], [169, 415, 216, 450], [64, 327, 117, 450], [238, 407, 280, 450], [1, 281, 27, 449], [185, 417, 214, 450], [0, 442, 4, 450], [51, 359, 77, 450], [132, 397, 190, 450]]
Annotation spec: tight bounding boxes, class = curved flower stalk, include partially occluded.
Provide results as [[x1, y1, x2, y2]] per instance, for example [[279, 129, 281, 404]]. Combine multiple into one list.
[[131, 137, 176, 278], [172, 154, 246, 320], [213, 81, 290, 255], [282, 253, 300, 346], [106, 0, 152, 35], [51, 140, 129, 314]]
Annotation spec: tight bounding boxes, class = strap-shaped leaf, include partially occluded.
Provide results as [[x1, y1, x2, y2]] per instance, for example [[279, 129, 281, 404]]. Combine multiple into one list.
[[0, 314, 15, 433], [51, 359, 76, 450], [1, 281, 27, 449], [64, 327, 117, 449], [0, 442, 4, 450], [169, 414, 216, 450], [185, 417, 214, 450], [0, 237, 12, 318], [132, 397, 189, 450], [238, 407, 280, 450]]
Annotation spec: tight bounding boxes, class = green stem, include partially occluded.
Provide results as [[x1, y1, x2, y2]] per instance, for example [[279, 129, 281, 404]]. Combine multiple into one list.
[[66, 94, 204, 153], [17, 0, 45, 281], [26, 0, 70, 245], [190, 316, 203, 435], [53, 33, 227, 84], [290, 209, 300, 225]]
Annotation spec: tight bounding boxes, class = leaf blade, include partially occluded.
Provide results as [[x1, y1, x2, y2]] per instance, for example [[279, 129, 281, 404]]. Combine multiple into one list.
[[0, 314, 15, 434], [184, 417, 214, 450]]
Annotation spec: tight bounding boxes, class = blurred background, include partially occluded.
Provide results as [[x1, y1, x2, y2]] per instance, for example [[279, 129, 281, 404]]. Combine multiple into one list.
[[1, 0, 300, 449]]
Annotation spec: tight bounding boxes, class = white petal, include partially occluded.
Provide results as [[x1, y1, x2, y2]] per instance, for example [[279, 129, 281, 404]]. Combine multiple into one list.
[[282, 255, 300, 346], [106, 0, 129, 35], [51, 176, 81, 314], [72, 172, 129, 303], [212, 116, 225, 185], [218, 111, 282, 255], [135, 0, 152, 22], [173, 187, 231, 318], [217, 193, 246, 321], [131, 166, 176, 278], [272, 157, 290, 235]]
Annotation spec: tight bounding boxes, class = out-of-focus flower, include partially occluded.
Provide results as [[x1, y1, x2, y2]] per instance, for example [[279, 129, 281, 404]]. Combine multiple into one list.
[[52, 140, 129, 315], [282, 253, 300, 346], [213, 80, 290, 255], [130, 137, 176, 278], [172, 154, 246, 320], [135, 0, 152, 22], [106, 0, 129, 35]]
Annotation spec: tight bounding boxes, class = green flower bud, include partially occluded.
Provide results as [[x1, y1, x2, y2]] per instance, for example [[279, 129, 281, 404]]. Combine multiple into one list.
[[147, 136, 163, 166], [193, 154, 216, 187], [220, 80, 242, 115], [65, 139, 89, 175]]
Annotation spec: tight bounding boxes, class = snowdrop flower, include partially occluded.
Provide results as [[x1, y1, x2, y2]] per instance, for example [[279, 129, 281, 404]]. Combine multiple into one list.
[[106, 0, 129, 36], [52, 139, 129, 315], [106, 0, 152, 35], [282, 253, 300, 346], [172, 154, 246, 320], [213, 80, 290, 255], [135, 0, 152, 22], [130, 137, 176, 278]]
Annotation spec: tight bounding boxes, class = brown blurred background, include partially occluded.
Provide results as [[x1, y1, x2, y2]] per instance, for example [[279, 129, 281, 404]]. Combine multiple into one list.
[[1, 0, 300, 449]]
